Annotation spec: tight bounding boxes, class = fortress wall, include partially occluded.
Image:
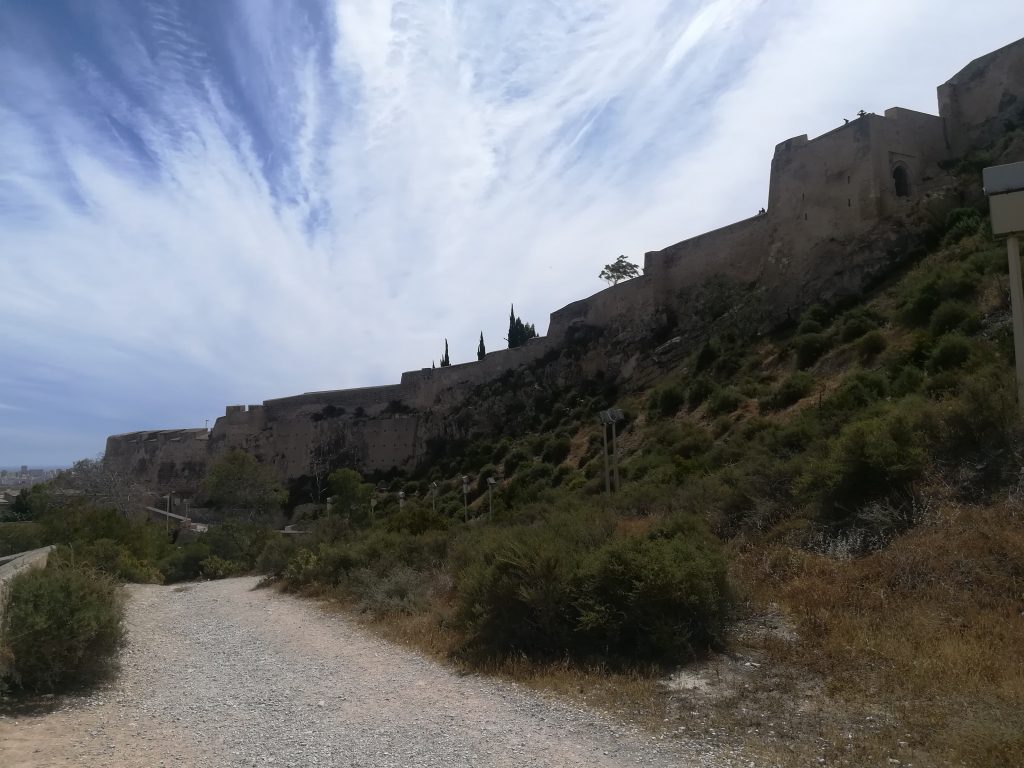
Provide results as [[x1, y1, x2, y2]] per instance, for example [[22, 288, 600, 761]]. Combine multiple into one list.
[[263, 384, 409, 415], [399, 336, 557, 405], [210, 404, 267, 446], [104, 428, 209, 493], [361, 417, 420, 472], [939, 36, 1024, 156], [547, 277, 653, 339], [768, 119, 882, 242], [102, 39, 1024, 496], [643, 217, 767, 305], [873, 108, 949, 215]]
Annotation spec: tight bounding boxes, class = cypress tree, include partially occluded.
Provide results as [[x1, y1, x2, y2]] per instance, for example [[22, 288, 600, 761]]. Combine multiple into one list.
[[477, 332, 486, 361], [440, 339, 451, 367]]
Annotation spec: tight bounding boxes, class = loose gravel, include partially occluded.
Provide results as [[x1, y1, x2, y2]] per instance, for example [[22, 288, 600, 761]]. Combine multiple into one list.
[[1, 577, 750, 767]]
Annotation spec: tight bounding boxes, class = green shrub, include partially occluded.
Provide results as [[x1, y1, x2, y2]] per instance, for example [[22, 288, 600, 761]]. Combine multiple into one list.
[[813, 404, 932, 515], [49, 539, 162, 584], [943, 207, 983, 243], [198, 555, 246, 580], [856, 330, 888, 361], [651, 385, 686, 418], [928, 334, 972, 372], [760, 372, 814, 412], [794, 333, 832, 369], [541, 437, 572, 465], [574, 534, 731, 660], [707, 387, 744, 416], [255, 535, 300, 577], [687, 377, 716, 410], [797, 319, 823, 335], [1, 565, 124, 691], [158, 542, 210, 583], [503, 449, 529, 475], [0, 522, 45, 556], [928, 300, 978, 337], [349, 566, 429, 615], [838, 310, 879, 342], [892, 366, 925, 396], [283, 548, 320, 589]]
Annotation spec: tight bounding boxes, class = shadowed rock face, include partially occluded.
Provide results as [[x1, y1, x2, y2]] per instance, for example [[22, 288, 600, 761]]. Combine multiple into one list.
[[104, 38, 1024, 495]]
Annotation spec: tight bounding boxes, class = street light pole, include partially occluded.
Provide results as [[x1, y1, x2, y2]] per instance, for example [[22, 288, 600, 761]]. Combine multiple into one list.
[[486, 477, 496, 521], [462, 476, 469, 522], [601, 422, 611, 496]]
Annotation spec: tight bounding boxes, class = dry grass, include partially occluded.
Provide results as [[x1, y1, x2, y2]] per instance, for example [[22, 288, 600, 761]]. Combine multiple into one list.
[[292, 497, 1024, 767], [737, 500, 1024, 767]]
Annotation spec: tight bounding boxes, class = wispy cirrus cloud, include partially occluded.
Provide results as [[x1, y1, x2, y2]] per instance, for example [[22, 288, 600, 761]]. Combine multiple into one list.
[[1, 0, 1022, 464]]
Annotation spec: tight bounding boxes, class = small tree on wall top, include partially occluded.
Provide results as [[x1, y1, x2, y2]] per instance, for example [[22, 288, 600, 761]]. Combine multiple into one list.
[[477, 332, 486, 360], [440, 339, 451, 367], [599, 255, 640, 286], [506, 305, 537, 349]]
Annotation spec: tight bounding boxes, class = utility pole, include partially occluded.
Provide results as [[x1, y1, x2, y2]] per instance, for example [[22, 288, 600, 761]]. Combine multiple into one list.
[[598, 408, 625, 496], [984, 162, 1024, 413], [601, 421, 611, 496]]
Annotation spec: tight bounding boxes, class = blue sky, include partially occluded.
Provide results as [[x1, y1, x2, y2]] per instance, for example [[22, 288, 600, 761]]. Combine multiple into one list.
[[2, 1, 1023, 466]]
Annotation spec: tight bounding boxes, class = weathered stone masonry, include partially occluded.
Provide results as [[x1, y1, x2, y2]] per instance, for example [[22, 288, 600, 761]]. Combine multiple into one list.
[[106, 38, 1024, 494]]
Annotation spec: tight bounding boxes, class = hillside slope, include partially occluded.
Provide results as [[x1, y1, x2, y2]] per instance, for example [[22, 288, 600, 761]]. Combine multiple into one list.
[[263, 134, 1024, 767]]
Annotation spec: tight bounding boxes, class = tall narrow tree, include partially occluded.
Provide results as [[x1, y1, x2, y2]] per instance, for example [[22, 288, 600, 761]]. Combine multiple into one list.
[[440, 339, 451, 367], [477, 332, 486, 361]]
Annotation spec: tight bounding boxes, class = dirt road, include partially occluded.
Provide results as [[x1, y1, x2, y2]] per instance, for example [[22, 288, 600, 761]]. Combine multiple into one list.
[[0, 577, 746, 767]]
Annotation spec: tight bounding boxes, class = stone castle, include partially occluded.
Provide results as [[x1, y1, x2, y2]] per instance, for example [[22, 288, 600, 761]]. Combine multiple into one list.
[[105, 37, 1024, 494]]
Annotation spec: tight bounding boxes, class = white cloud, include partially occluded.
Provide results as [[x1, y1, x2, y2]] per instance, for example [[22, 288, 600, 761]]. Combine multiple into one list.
[[1, 0, 1023, 464]]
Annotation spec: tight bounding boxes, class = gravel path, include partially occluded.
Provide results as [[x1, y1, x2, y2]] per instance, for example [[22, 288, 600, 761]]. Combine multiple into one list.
[[1, 577, 748, 767]]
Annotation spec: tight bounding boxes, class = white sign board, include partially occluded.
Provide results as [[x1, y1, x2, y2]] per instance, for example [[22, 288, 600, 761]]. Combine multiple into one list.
[[985, 162, 1024, 236]]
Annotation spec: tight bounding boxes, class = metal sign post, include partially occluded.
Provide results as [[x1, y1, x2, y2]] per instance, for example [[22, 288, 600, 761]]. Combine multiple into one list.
[[984, 162, 1024, 414]]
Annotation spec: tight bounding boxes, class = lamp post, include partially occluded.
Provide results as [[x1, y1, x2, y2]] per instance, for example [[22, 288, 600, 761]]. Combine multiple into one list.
[[398, 491, 405, 510], [486, 477, 496, 520], [984, 162, 1024, 414], [461, 475, 469, 522], [598, 408, 625, 495], [430, 481, 438, 514]]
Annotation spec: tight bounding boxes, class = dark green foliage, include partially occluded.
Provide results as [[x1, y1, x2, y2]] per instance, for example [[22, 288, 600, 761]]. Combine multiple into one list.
[[760, 372, 814, 412], [1, 565, 124, 691], [794, 333, 832, 368], [573, 533, 730, 660], [810, 402, 932, 517], [897, 259, 982, 327], [541, 437, 571, 465], [503, 448, 529, 475], [507, 305, 538, 349], [49, 540, 161, 583], [929, 300, 978, 337], [838, 309, 879, 342], [158, 542, 210, 583], [707, 387, 744, 416], [256, 535, 300, 577], [202, 449, 286, 517], [892, 366, 926, 396], [0, 522, 45, 556], [440, 339, 451, 367], [928, 334, 972, 372], [651, 384, 686, 418], [687, 377, 715, 410], [693, 342, 718, 373], [454, 508, 730, 663], [797, 319, 823, 335], [943, 207, 983, 244], [477, 332, 486, 361], [857, 330, 888, 361]]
